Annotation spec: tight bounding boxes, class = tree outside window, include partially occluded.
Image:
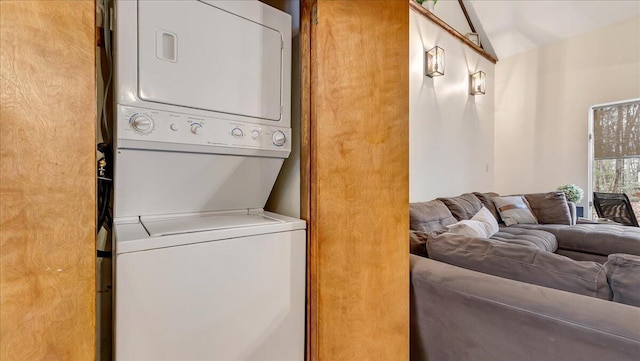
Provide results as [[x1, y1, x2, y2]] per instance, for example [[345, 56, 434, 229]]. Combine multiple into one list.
[[592, 101, 640, 219]]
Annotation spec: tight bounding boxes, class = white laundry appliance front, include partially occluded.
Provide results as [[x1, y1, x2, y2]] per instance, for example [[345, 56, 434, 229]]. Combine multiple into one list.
[[112, 1, 304, 360], [114, 211, 306, 360]]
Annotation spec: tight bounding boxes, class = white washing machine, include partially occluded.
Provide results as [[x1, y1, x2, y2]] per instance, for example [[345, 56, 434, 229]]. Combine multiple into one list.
[[114, 211, 306, 360], [112, 1, 305, 360]]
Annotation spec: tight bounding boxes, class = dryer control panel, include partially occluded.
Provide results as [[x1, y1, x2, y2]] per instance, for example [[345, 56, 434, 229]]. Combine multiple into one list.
[[116, 105, 291, 155]]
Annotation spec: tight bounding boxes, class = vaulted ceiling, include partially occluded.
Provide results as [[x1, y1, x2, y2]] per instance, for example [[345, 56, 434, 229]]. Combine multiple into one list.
[[446, 0, 640, 59]]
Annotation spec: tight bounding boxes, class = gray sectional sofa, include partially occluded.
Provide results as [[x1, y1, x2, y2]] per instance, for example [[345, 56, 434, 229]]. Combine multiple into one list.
[[409, 192, 640, 361]]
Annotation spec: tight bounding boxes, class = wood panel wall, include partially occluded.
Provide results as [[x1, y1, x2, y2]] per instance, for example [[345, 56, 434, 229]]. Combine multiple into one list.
[[302, 1, 409, 359], [0, 2, 96, 360]]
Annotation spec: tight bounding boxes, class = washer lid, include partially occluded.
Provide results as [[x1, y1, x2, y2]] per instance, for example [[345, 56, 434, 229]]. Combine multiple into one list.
[[114, 211, 306, 254], [141, 211, 282, 237]]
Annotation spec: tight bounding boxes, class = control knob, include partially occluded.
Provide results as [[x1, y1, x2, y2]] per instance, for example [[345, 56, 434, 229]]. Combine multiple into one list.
[[129, 114, 154, 134], [191, 124, 202, 135], [272, 130, 286, 147], [231, 128, 244, 138]]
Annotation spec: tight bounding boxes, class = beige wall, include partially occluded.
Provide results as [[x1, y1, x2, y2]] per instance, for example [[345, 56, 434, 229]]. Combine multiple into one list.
[[409, 10, 496, 202], [494, 16, 640, 209]]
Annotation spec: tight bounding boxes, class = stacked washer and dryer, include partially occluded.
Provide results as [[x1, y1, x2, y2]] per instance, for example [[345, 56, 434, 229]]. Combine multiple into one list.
[[112, 1, 305, 360]]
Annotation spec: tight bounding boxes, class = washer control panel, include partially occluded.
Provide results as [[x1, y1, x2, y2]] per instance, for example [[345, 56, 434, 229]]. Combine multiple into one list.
[[117, 105, 290, 152]]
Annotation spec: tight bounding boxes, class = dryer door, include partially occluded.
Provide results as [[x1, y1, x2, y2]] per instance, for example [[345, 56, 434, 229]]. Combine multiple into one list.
[[137, 1, 283, 121]]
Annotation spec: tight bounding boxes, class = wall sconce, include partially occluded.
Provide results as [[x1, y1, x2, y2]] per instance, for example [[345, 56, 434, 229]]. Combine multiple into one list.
[[470, 71, 486, 95], [425, 46, 444, 77], [466, 32, 480, 47]]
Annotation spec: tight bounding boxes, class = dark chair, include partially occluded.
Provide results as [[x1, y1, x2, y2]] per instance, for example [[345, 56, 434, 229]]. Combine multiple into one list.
[[593, 192, 639, 227]]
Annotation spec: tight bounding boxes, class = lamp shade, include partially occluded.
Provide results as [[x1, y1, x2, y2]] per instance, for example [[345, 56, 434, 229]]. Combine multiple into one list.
[[425, 46, 444, 77], [470, 71, 486, 95]]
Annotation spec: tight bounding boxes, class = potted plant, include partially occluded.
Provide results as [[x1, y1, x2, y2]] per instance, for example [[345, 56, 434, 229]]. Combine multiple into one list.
[[415, 0, 438, 11], [557, 184, 584, 203]]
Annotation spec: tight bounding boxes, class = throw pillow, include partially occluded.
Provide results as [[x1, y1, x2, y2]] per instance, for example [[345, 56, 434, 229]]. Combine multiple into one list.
[[604, 253, 640, 307], [437, 193, 483, 221], [473, 192, 502, 223], [410, 200, 458, 233], [524, 192, 572, 225], [471, 206, 500, 236], [446, 219, 492, 238], [426, 233, 612, 300], [492, 195, 538, 226]]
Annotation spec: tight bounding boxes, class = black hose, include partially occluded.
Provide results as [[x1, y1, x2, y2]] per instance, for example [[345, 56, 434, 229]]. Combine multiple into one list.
[[97, 142, 113, 233]]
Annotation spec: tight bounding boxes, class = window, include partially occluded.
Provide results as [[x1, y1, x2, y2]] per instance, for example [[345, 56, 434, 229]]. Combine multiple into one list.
[[589, 99, 640, 220]]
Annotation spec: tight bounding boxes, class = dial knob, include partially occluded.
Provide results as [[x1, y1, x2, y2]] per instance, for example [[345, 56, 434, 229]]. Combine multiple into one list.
[[130, 114, 154, 134], [191, 124, 202, 135], [251, 130, 260, 139], [231, 128, 244, 138], [272, 130, 286, 147]]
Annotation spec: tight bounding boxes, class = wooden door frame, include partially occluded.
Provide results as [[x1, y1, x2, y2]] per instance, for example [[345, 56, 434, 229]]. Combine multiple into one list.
[[300, 1, 315, 359], [0, 1, 97, 359], [300, 1, 409, 360]]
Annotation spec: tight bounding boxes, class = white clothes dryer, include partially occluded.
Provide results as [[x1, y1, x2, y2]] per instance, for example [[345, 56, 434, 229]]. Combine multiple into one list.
[[115, 0, 291, 128]]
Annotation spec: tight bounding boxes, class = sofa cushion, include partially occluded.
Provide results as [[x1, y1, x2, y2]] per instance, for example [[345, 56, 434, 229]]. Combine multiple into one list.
[[473, 191, 501, 222], [410, 230, 431, 258], [410, 200, 457, 233], [524, 192, 572, 225], [437, 193, 483, 221], [555, 249, 608, 263], [567, 201, 578, 225], [426, 233, 612, 300], [510, 223, 640, 257], [492, 195, 538, 226], [604, 253, 640, 307], [492, 226, 558, 252]]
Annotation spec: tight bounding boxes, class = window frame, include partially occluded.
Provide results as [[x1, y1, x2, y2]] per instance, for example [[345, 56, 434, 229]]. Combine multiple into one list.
[[588, 97, 640, 219]]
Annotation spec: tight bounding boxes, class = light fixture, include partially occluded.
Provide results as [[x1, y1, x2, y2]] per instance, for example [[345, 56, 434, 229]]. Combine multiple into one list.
[[470, 71, 486, 95], [425, 46, 444, 77], [466, 32, 480, 47]]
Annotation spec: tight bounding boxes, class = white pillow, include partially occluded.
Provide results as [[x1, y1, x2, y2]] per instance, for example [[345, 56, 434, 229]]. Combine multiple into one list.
[[471, 206, 500, 236], [446, 219, 492, 238]]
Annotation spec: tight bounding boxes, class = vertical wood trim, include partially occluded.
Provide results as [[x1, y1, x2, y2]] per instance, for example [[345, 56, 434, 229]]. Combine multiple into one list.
[[0, 2, 96, 360], [307, 1, 409, 360], [300, 0, 316, 360]]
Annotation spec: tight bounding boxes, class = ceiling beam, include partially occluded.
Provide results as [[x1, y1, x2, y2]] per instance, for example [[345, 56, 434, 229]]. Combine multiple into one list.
[[409, 1, 497, 64]]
